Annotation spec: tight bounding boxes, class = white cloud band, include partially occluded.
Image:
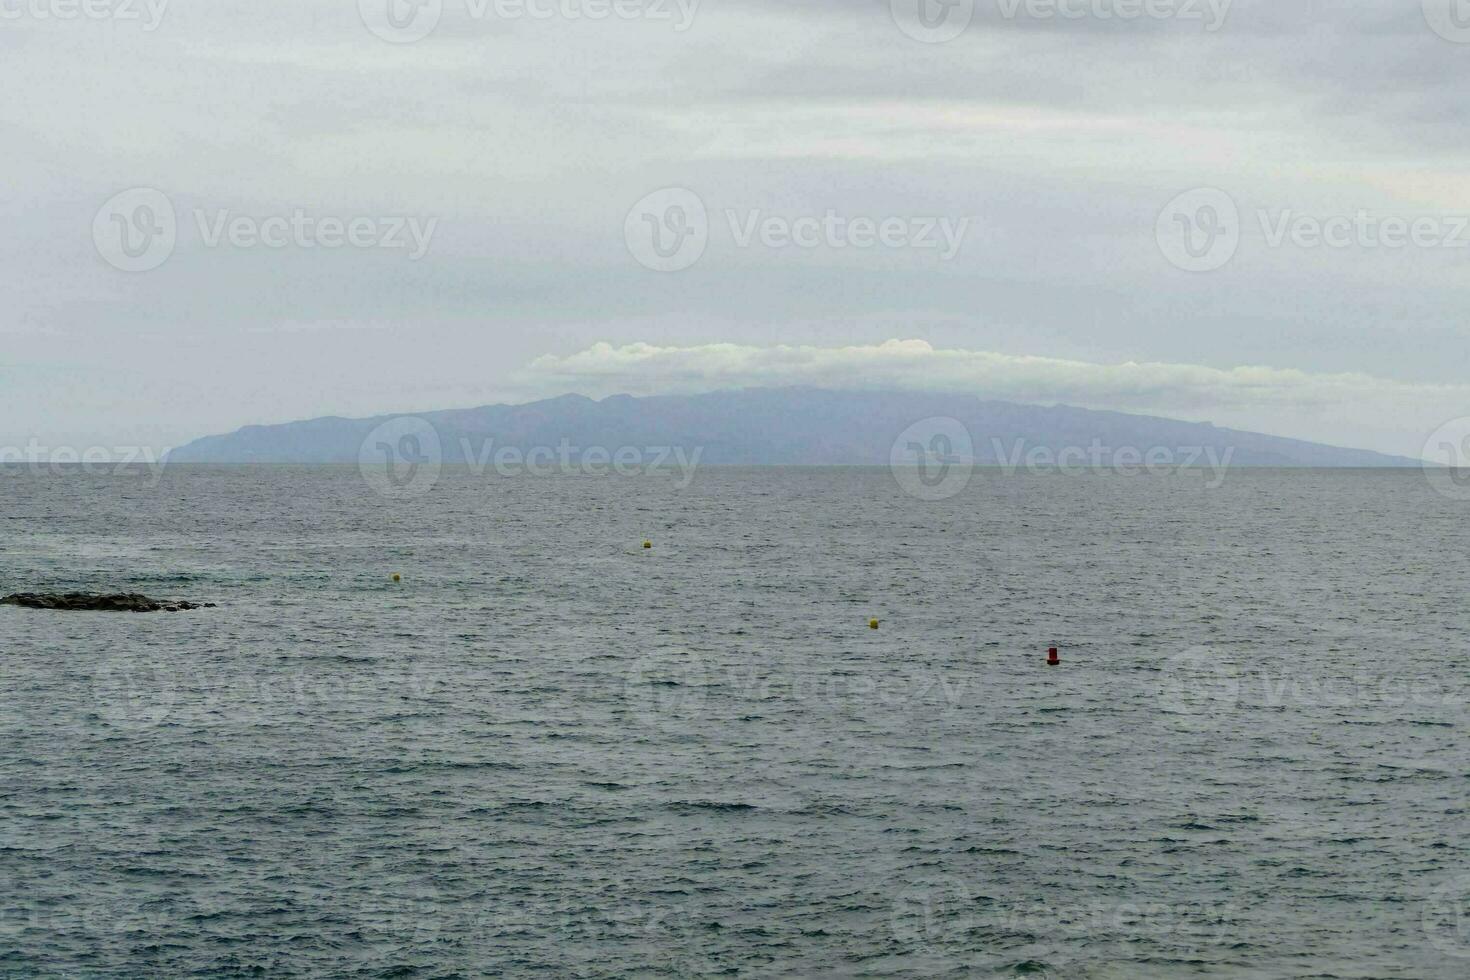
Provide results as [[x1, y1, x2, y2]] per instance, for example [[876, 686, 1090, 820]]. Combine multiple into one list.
[[528, 339, 1470, 457]]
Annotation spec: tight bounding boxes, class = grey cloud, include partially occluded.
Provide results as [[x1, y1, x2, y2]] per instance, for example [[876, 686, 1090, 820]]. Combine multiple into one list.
[[1, 0, 1467, 454], [527, 339, 1470, 456]]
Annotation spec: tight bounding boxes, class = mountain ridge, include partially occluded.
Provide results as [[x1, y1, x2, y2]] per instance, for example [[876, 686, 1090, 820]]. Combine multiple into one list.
[[166, 387, 1420, 467]]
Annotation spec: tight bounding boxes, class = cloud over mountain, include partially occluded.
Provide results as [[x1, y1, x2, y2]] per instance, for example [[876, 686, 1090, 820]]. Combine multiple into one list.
[[528, 340, 1469, 457]]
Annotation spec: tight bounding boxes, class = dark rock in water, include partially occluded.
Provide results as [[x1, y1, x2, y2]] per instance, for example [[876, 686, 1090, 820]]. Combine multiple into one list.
[[0, 592, 217, 613]]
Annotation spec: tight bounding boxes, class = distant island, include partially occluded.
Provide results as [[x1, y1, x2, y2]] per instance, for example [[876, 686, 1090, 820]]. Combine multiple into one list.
[[166, 388, 1419, 468]]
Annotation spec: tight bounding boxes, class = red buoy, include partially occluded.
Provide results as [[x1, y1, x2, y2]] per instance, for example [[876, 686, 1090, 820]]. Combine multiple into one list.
[[1047, 647, 1061, 666]]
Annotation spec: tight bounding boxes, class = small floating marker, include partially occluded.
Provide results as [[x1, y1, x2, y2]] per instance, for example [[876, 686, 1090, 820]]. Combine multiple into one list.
[[869, 619, 880, 630], [391, 573, 402, 583], [1047, 646, 1061, 667], [643, 541, 653, 550]]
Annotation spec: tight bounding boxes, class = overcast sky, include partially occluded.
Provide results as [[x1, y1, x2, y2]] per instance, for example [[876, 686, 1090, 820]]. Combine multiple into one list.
[[3, 0, 1468, 457]]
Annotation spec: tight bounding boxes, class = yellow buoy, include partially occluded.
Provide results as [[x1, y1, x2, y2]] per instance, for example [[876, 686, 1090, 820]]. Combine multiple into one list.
[[869, 619, 880, 630], [391, 573, 402, 583], [643, 541, 652, 550]]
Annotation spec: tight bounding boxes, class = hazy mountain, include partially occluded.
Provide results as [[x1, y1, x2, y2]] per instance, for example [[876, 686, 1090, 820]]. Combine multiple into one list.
[[166, 388, 1419, 467]]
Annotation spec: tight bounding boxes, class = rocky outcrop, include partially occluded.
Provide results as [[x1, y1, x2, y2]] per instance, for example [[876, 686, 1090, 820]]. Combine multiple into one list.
[[1, 593, 216, 613]]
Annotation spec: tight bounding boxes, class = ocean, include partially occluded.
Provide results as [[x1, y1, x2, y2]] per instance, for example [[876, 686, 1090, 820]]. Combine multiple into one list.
[[2, 466, 1467, 978]]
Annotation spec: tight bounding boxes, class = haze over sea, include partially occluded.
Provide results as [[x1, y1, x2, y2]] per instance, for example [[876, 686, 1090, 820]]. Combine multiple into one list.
[[3, 466, 1467, 978]]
